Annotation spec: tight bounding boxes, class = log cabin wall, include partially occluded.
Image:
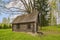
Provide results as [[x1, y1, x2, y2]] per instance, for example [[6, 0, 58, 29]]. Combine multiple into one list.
[[12, 22, 37, 33]]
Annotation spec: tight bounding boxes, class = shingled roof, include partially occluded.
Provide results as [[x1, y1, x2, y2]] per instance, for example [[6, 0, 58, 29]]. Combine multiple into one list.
[[12, 13, 38, 24]]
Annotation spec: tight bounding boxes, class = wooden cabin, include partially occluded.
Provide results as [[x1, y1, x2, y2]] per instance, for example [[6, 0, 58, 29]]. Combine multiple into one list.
[[12, 13, 40, 33]]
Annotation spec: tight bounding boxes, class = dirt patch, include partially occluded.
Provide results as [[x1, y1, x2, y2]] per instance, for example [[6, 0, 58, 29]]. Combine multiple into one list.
[[27, 32, 37, 36], [42, 31, 60, 35]]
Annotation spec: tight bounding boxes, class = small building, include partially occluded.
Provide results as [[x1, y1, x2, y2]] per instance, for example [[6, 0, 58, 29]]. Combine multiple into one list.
[[12, 13, 40, 33]]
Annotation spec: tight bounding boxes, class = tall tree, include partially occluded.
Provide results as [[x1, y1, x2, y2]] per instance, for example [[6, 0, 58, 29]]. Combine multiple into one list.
[[20, 0, 35, 14], [2, 17, 10, 24], [7, 17, 10, 23], [2, 17, 8, 24], [48, 0, 57, 25], [17, 0, 49, 27], [0, 0, 49, 26], [34, 0, 49, 26]]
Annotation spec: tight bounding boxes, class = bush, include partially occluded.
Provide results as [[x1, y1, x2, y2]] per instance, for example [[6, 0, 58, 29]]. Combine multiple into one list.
[[0, 23, 12, 29], [3, 24, 8, 29], [0, 26, 2, 29], [57, 24, 60, 28]]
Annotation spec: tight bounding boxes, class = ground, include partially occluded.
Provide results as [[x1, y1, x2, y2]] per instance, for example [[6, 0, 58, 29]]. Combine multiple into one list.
[[41, 26, 60, 35], [0, 26, 60, 40]]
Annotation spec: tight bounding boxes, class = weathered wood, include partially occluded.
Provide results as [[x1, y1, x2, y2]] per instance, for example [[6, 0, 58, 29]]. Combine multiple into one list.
[[12, 13, 39, 33], [32, 23, 35, 33]]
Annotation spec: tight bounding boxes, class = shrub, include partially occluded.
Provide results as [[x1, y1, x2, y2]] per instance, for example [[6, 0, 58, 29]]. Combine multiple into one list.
[[57, 24, 60, 28], [3, 24, 8, 29], [0, 23, 12, 29], [0, 25, 2, 29]]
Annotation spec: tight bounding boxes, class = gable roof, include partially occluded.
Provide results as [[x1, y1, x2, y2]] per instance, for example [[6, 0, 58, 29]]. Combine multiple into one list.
[[12, 13, 38, 24]]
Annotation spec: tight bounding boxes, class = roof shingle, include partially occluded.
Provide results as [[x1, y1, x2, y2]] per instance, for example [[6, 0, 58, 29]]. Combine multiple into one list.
[[12, 13, 38, 24]]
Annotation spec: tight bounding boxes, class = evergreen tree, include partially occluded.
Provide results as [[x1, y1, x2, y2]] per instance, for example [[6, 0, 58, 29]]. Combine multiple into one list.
[[34, 0, 49, 26]]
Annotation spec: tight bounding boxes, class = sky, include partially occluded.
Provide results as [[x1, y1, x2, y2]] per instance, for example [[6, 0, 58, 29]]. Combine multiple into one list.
[[0, 14, 9, 22], [0, 0, 20, 22], [2, 0, 10, 3], [0, 0, 10, 23], [0, 0, 60, 24]]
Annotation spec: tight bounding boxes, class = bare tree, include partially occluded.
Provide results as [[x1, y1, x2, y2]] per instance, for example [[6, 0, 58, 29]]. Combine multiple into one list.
[[20, 0, 36, 14]]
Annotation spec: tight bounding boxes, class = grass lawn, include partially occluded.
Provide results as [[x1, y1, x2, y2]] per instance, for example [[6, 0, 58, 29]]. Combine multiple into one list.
[[41, 26, 60, 31], [0, 29, 40, 40], [0, 26, 60, 40]]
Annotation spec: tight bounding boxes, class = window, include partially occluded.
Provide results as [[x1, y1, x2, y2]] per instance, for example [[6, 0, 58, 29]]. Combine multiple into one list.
[[16, 24, 20, 29], [27, 24, 31, 29]]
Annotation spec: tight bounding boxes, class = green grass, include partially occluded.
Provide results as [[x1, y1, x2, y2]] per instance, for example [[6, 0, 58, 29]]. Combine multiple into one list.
[[0, 29, 40, 40], [41, 26, 60, 31], [0, 26, 60, 40], [40, 34, 60, 40]]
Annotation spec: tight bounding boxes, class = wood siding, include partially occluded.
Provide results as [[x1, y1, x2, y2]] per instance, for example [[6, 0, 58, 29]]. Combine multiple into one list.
[[12, 23, 37, 33]]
